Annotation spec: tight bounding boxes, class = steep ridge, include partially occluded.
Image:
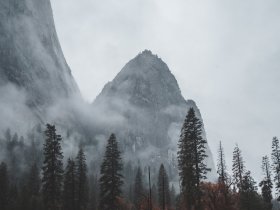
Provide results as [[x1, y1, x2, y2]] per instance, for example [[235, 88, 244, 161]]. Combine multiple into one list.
[[0, 0, 79, 109]]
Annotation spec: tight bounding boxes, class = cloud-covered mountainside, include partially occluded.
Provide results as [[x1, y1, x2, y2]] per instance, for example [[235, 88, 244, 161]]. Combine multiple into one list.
[[93, 50, 216, 182], [0, 0, 216, 185], [0, 0, 79, 125]]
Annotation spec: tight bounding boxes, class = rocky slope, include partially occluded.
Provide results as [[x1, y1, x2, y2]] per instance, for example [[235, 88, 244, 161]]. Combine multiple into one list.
[[0, 0, 79, 110], [93, 50, 217, 181]]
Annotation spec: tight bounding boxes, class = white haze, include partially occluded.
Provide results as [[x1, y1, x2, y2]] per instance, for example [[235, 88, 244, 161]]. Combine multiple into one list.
[[0, 84, 37, 134], [50, 0, 280, 184]]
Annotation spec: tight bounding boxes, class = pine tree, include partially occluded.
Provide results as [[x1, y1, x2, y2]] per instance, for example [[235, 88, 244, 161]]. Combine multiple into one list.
[[177, 108, 210, 210], [232, 144, 245, 191], [157, 164, 170, 210], [151, 183, 157, 206], [259, 156, 273, 210], [99, 134, 124, 210], [27, 163, 41, 210], [0, 162, 9, 210], [271, 136, 280, 200], [5, 128, 11, 142], [134, 166, 144, 210], [127, 184, 133, 204], [19, 183, 29, 210], [29, 163, 40, 192], [63, 158, 77, 210], [170, 184, 176, 209], [124, 161, 134, 183], [217, 141, 234, 209], [89, 175, 99, 210], [76, 148, 88, 210], [7, 132, 19, 181], [42, 124, 64, 210], [11, 132, 18, 143], [217, 141, 228, 184], [8, 183, 19, 210], [239, 171, 265, 210]]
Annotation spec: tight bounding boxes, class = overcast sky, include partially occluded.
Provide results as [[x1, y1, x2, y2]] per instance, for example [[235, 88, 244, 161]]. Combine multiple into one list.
[[50, 0, 280, 182]]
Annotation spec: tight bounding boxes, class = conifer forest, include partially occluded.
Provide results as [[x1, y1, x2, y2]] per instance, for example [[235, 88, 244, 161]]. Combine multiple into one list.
[[0, 108, 279, 210]]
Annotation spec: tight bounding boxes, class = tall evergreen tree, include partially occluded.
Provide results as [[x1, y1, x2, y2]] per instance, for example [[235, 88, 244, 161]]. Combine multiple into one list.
[[134, 166, 144, 210], [271, 136, 280, 200], [217, 141, 228, 184], [232, 144, 245, 191], [216, 142, 234, 209], [0, 162, 9, 210], [99, 134, 123, 210], [259, 156, 273, 210], [177, 108, 210, 210], [27, 163, 41, 210], [5, 128, 12, 142], [28, 163, 41, 196], [170, 184, 176, 209], [157, 164, 170, 210], [239, 171, 265, 210], [16, 163, 41, 210], [151, 183, 157, 206], [42, 124, 64, 210], [89, 175, 99, 210], [8, 183, 19, 210], [75, 148, 88, 210], [63, 158, 77, 210], [12, 132, 18, 143]]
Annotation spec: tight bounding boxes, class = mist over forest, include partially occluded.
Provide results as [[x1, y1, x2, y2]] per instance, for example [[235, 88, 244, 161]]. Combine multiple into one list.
[[0, 0, 279, 210]]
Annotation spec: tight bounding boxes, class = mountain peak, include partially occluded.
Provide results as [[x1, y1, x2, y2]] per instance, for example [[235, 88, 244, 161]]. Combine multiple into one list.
[[134, 49, 162, 66], [141, 49, 153, 54], [95, 51, 186, 108], [92, 51, 217, 182], [115, 50, 170, 79], [138, 49, 156, 57]]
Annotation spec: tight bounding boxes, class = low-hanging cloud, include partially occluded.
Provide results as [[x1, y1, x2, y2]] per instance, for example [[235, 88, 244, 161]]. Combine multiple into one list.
[[50, 0, 280, 183]]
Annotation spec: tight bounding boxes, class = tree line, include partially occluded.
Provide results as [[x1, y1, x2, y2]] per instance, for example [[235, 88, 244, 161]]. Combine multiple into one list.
[[0, 107, 279, 210]]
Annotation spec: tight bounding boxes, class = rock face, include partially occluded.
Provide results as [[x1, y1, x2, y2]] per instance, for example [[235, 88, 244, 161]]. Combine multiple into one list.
[[93, 50, 217, 181], [0, 0, 79, 109]]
